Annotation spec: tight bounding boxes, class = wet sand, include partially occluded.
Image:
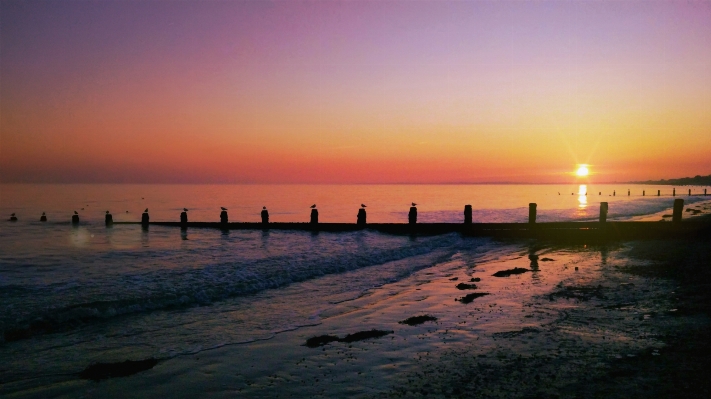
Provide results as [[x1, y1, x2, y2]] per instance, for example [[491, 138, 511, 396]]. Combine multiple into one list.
[[4, 226, 711, 398]]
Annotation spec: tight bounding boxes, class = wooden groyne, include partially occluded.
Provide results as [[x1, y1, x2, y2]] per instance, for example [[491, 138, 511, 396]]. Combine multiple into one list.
[[113, 220, 711, 242]]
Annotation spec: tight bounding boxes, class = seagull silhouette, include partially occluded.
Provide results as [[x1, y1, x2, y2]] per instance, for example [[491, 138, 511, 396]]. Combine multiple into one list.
[[411, 202, 417, 207], [11, 213, 15, 217], [106, 210, 110, 214], [361, 204, 367, 208], [42, 212, 45, 216], [221, 207, 227, 211], [310, 204, 317, 208], [263, 206, 267, 210], [144, 208, 148, 212], [183, 208, 189, 212], [74, 211, 78, 215]]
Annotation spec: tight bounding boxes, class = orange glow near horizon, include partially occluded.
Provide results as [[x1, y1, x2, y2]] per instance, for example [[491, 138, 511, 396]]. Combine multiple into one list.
[[1, 2, 710, 184]]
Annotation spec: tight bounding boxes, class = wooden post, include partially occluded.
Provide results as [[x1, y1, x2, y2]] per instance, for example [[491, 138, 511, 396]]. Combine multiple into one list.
[[613, 190, 616, 196], [220, 210, 228, 224], [180, 211, 188, 225], [673, 188, 676, 196], [357, 208, 366, 225], [141, 212, 149, 226], [528, 203, 537, 224], [599, 202, 608, 223], [72, 214, 79, 224], [408, 206, 417, 224], [705, 189, 708, 196], [672, 199, 684, 223], [261, 207, 269, 224], [105, 212, 113, 226], [658, 190, 660, 196], [688, 189, 691, 196], [40, 212, 47, 222], [628, 189, 630, 196], [643, 190, 645, 196], [464, 205, 472, 224], [310, 209, 318, 224]]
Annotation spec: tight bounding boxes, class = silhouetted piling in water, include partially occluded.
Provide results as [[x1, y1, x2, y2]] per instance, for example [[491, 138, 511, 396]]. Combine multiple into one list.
[[40, 212, 47, 222], [357, 208, 366, 225], [72, 214, 79, 224], [528, 203, 537, 224], [464, 205, 472, 224], [705, 189, 708, 196], [613, 190, 616, 196], [673, 188, 676, 196], [628, 189, 630, 196], [9, 213, 17, 222], [658, 190, 660, 196], [105, 212, 113, 226], [599, 202, 608, 223], [673, 199, 684, 223], [643, 190, 645, 196], [310, 209, 318, 224], [220, 210, 228, 224], [180, 211, 188, 225], [408, 207, 417, 224], [689, 189, 691, 196], [141, 212, 149, 226], [261, 207, 269, 224]]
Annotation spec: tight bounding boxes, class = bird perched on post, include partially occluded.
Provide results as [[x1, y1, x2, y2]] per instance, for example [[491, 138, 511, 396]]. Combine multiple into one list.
[[263, 206, 267, 210], [310, 204, 316, 208], [144, 208, 148, 213], [183, 208, 189, 212], [106, 211, 110, 214], [74, 211, 78, 215], [361, 204, 367, 208], [411, 202, 417, 207], [221, 207, 227, 211]]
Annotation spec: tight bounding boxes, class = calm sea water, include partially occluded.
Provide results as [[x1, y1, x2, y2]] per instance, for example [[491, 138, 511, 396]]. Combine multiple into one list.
[[0, 183, 709, 393]]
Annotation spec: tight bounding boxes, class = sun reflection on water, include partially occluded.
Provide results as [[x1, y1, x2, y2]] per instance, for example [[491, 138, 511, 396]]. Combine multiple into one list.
[[578, 185, 587, 208]]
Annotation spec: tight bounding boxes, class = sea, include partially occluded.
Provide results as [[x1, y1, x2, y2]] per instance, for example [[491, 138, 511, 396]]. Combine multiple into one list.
[[1, 183, 709, 396]]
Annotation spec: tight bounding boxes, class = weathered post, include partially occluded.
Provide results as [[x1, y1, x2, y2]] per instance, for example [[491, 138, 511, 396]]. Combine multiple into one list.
[[613, 190, 616, 196], [672, 199, 684, 223], [643, 190, 645, 196], [180, 211, 188, 226], [9, 213, 18, 222], [658, 190, 660, 196], [40, 212, 47, 222], [673, 188, 676, 196], [705, 189, 708, 196], [220, 210, 228, 224], [105, 211, 113, 226], [688, 189, 691, 196], [72, 212, 79, 224], [628, 189, 630, 196], [599, 202, 608, 223], [464, 205, 472, 225], [141, 210, 149, 226], [408, 206, 417, 224], [310, 208, 318, 224], [357, 208, 366, 225], [528, 203, 537, 224], [261, 207, 269, 224]]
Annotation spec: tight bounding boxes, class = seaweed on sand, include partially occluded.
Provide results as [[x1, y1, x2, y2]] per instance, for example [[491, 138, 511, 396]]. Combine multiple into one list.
[[305, 329, 393, 347], [456, 293, 490, 304], [399, 315, 438, 326], [456, 283, 478, 290], [79, 358, 159, 381], [492, 268, 530, 277], [305, 335, 341, 348]]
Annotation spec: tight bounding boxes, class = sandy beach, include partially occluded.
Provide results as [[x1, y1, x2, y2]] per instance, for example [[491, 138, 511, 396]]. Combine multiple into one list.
[[5, 219, 710, 398]]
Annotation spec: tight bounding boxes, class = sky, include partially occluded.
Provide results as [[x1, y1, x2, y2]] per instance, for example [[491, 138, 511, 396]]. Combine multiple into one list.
[[1, 0, 710, 184]]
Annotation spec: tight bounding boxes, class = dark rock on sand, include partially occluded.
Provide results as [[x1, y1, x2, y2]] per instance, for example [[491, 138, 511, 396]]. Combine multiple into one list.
[[449, 277, 459, 281], [399, 315, 438, 326], [540, 257, 555, 262], [79, 358, 159, 381], [456, 283, 478, 290], [492, 268, 530, 277], [470, 277, 481, 282], [456, 292, 490, 304], [305, 335, 341, 348], [305, 329, 393, 347], [340, 329, 393, 343]]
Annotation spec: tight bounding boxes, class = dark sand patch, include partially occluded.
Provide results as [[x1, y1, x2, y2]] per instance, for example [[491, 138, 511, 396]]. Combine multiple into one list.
[[470, 277, 481, 282], [548, 284, 606, 302], [449, 277, 459, 281], [456, 292, 490, 304], [79, 358, 158, 381], [399, 315, 438, 326], [540, 257, 555, 261], [492, 268, 530, 277]]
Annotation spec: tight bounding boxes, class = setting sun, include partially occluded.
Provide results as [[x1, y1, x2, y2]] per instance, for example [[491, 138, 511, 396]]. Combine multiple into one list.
[[576, 165, 589, 177]]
